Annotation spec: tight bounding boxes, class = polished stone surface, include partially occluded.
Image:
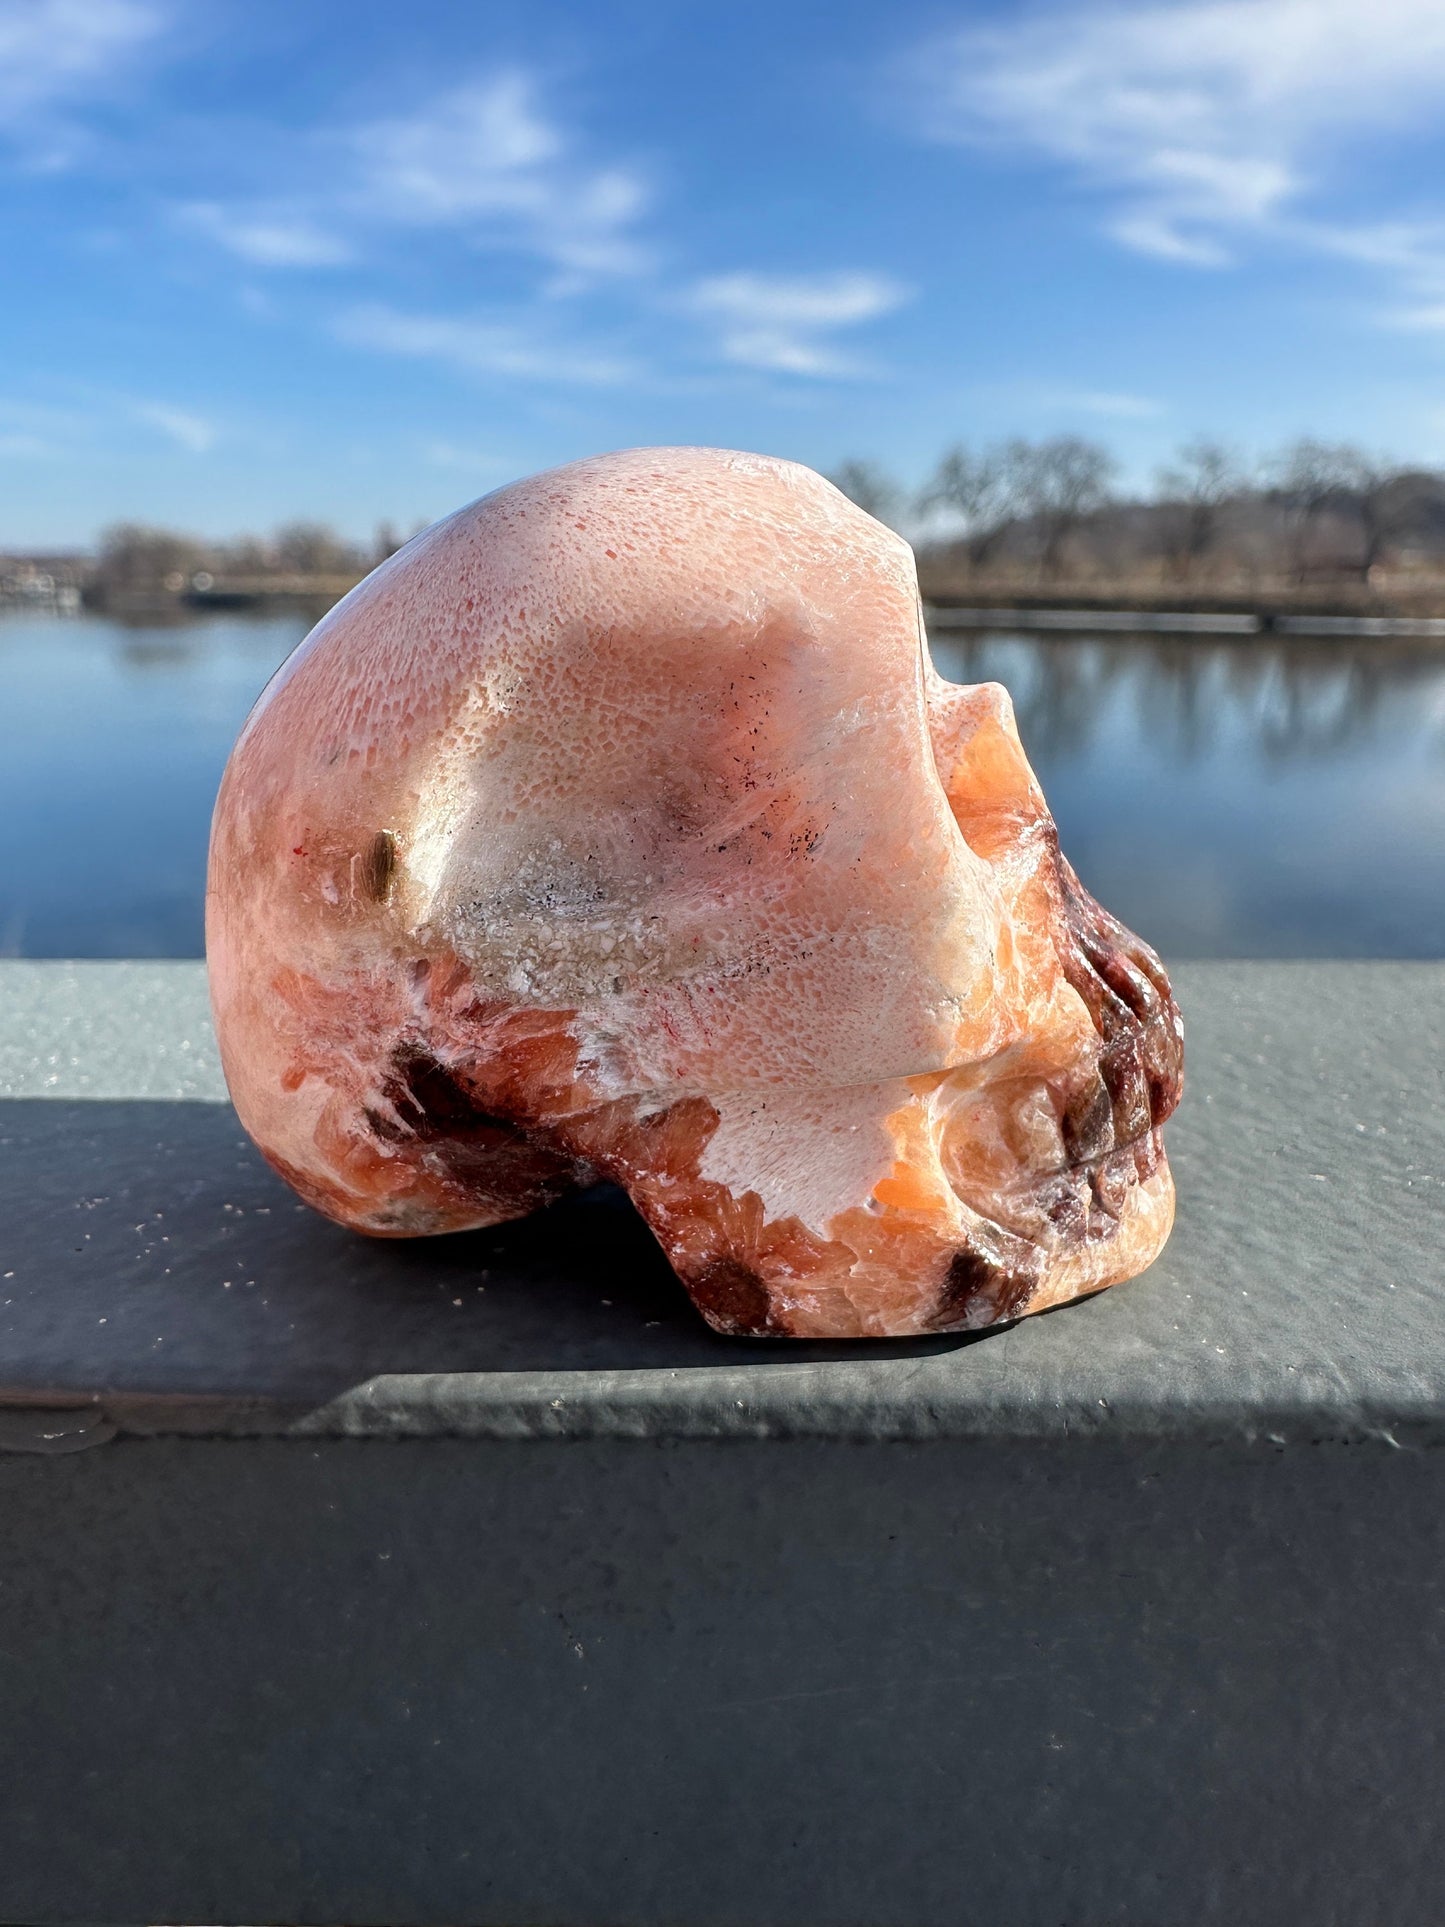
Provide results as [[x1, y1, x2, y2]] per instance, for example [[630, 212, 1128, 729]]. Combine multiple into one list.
[[205, 452, 1180, 1338]]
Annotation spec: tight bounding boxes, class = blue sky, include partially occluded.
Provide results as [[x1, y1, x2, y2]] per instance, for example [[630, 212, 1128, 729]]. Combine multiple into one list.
[[5, 0, 1445, 545]]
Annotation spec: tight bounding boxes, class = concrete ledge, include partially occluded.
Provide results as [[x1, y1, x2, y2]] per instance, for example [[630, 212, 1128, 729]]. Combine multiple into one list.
[[1, 961, 1442, 1443]]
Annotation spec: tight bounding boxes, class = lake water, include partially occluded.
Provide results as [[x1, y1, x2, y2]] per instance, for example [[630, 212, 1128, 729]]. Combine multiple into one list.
[[3, 609, 1444, 959]]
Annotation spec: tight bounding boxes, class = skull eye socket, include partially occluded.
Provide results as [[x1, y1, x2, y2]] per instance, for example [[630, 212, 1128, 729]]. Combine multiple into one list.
[[360, 830, 396, 902]]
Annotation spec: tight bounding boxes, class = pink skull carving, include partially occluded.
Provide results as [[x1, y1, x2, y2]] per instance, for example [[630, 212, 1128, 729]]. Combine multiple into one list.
[[207, 447, 1182, 1337]]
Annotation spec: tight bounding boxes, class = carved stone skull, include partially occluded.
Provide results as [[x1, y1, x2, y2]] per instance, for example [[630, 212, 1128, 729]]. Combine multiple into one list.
[[208, 446, 1183, 1337]]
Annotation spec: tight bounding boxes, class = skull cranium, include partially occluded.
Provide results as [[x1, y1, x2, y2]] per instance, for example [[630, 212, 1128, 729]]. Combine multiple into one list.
[[207, 446, 1182, 1337]]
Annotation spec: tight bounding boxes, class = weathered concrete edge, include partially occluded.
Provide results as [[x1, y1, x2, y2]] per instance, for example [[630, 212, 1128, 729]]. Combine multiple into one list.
[[9, 1371, 1444, 1448], [297, 1364, 1445, 1446]]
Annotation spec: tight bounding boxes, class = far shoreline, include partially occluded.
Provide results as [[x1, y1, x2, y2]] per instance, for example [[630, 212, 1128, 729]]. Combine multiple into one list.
[[8, 571, 1445, 641]]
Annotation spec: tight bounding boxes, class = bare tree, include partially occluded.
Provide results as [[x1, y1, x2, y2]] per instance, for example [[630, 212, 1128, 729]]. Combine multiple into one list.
[[92, 524, 209, 600], [218, 534, 270, 576], [1154, 440, 1245, 582], [1337, 454, 1408, 582], [272, 521, 363, 577], [1370, 469, 1445, 572], [829, 460, 903, 527], [1010, 437, 1117, 581], [917, 444, 1014, 573], [1270, 440, 1384, 584]]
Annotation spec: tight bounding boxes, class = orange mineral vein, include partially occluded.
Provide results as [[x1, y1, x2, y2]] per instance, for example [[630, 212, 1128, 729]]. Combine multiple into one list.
[[207, 446, 1183, 1337]]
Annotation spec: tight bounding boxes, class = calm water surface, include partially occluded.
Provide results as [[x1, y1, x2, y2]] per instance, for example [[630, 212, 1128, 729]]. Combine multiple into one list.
[[3, 610, 1444, 958]]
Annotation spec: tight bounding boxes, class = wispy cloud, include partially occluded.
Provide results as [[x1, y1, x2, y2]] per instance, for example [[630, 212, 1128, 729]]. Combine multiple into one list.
[[129, 400, 216, 452], [177, 68, 651, 285], [1303, 218, 1445, 330], [0, 397, 88, 434], [1065, 390, 1165, 420], [1397, 303, 1445, 333], [0, 389, 218, 461], [0, 0, 165, 164], [348, 72, 650, 277], [423, 441, 511, 475], [177, 202, 352, 268], [0, 432, 60, 459], [688, 271, 911, 377], [9, 31, 912, 400], [905, 0, 1445, 292], [964, 380, 1166, 428], [336, 304, 639, 386]]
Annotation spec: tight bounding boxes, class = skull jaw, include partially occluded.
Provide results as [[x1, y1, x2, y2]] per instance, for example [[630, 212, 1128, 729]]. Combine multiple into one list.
[[231, 1002, 1178, 1340], [558, 1096, 1177, 1340], [693, 1139, 1178, 1338], [675, 1156, 1178, 1339]]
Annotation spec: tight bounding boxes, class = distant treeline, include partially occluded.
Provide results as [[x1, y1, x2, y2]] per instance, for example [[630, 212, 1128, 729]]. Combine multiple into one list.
[[81, 519, 419, 608], [833, 438, 1445, 590], [26, 437, 1445, 615]]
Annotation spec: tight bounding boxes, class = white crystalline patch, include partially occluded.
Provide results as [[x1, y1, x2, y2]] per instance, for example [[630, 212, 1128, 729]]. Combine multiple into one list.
[[404, 760, 472, 926], [698, 1081, 909, 1234]]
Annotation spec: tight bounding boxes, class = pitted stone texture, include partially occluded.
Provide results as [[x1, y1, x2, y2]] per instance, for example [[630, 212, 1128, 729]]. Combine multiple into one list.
[[208, 447, 1181, 1336]]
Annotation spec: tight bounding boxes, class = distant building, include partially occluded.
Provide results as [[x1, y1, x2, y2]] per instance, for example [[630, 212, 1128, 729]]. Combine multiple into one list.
[[0, 552, 90, 613]]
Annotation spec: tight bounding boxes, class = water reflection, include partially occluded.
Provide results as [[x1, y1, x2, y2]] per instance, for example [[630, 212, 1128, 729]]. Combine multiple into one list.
[[117, 634, 208, 672], [0, 613, 306, 958], [930, 632, 1445, 770], [2, 611, 1443, 958], [930, 630, 1445, 957]]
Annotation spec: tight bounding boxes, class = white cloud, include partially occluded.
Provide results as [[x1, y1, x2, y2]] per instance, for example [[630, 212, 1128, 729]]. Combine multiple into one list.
[[353, 72, 560, 219], [1392, 303, 1445, 333], [0, 0, 161, 118], [178, 203, 352, 269], [0, 390, 218, 461], [1067, 391, 1166, 420], [424, 441, 511, 475], [907, 0, 1445, 275], [1106, 215, 1230, 269], [964, 380, 1166, 426], [692, 273, 908, 329], [336, 304, 638, 386], [688, 271, 911, 377], [179, 68, 652, 287], [130, 401, 216, 452], [0, 396, 93, 460], [0, 432, 59, 458], [1303, 218, 1445, 325], [0, 0, 163, 163], [348, 73, 651, 276], [0, 397, 87, 433]]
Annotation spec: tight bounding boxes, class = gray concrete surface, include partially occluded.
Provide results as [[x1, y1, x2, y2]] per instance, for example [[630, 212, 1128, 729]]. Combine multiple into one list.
[[0, 958, 222, 1099], [3, 1431, 1442, 1927]]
